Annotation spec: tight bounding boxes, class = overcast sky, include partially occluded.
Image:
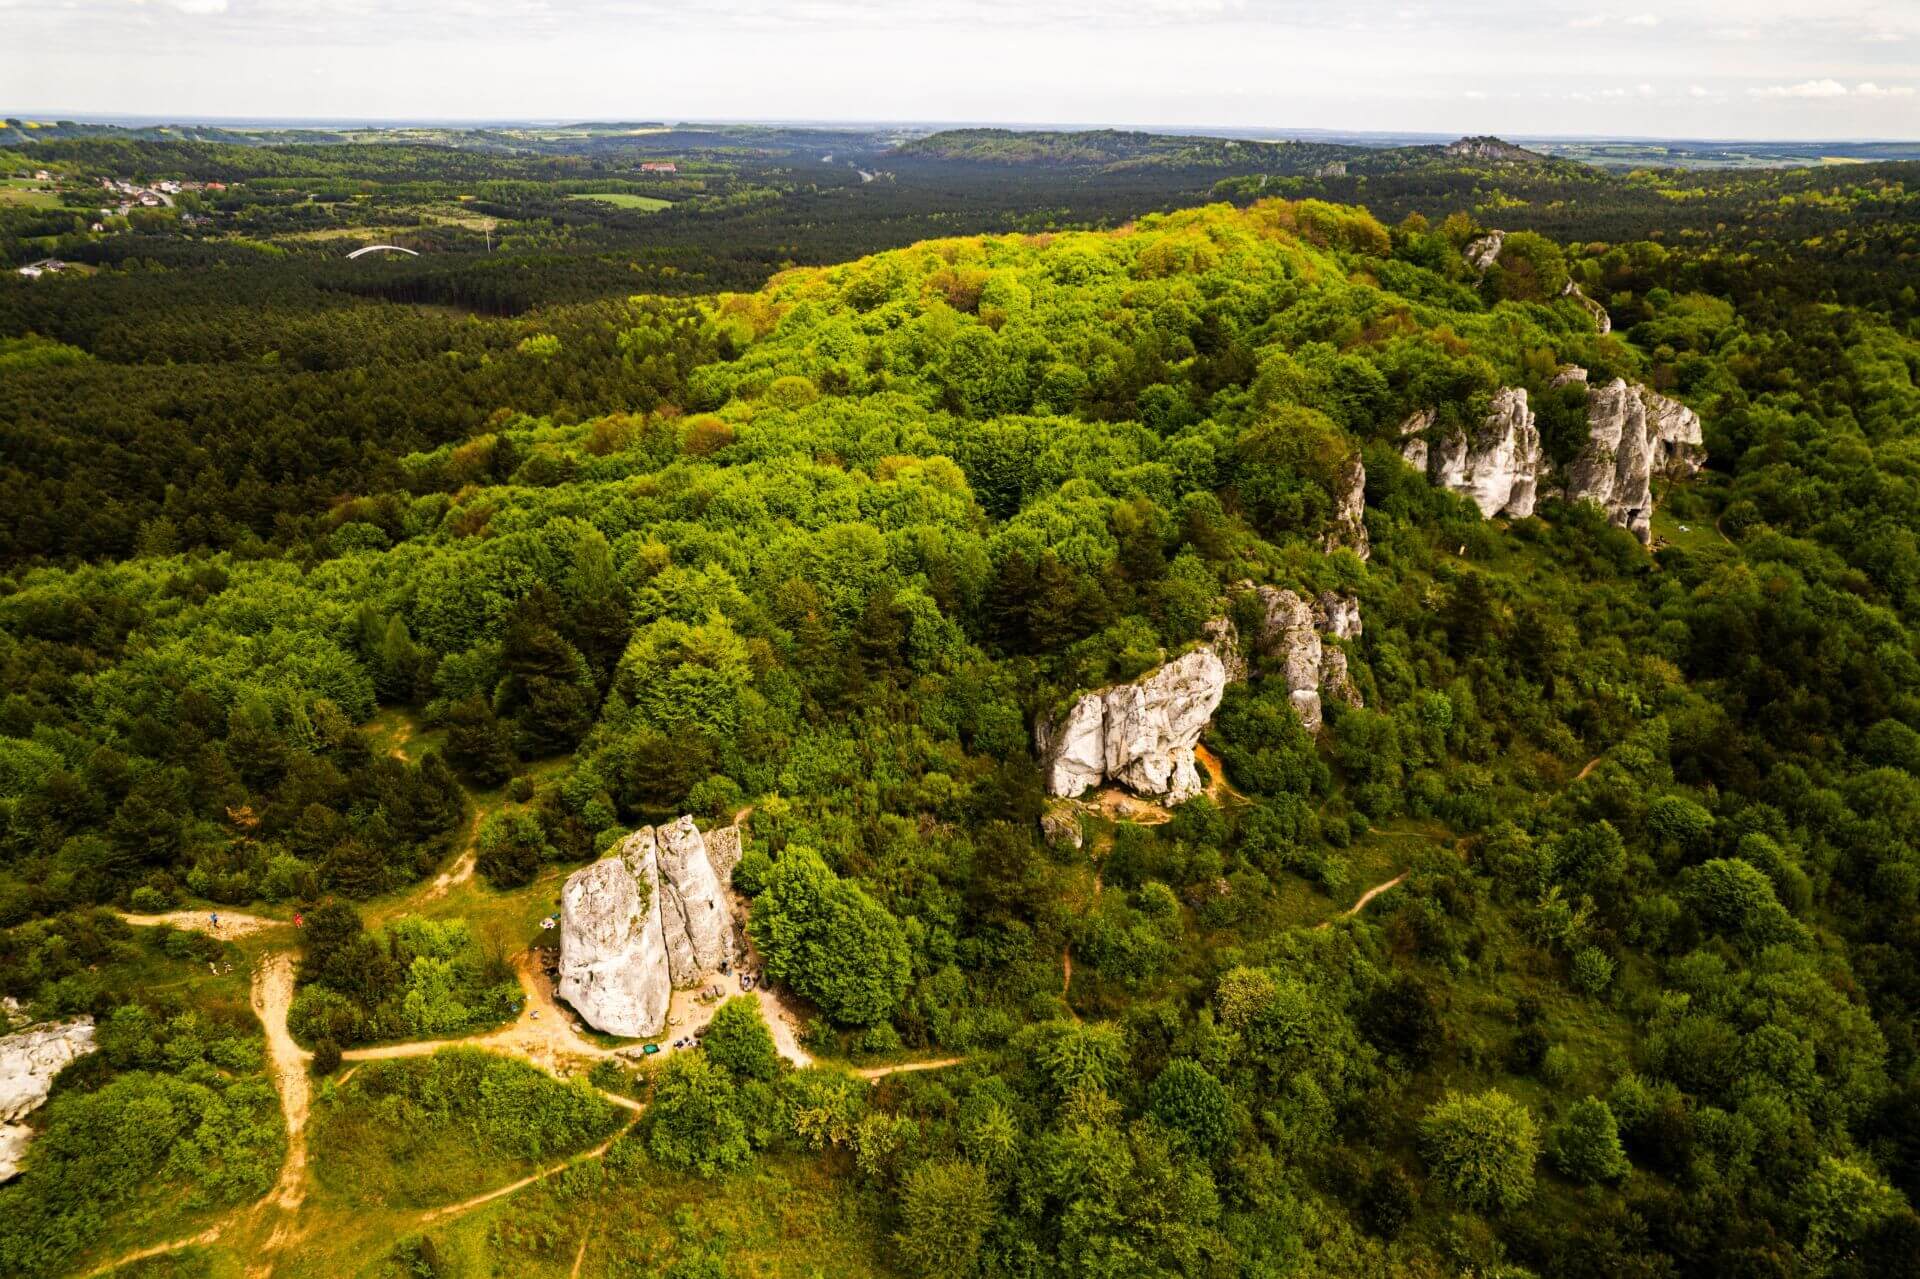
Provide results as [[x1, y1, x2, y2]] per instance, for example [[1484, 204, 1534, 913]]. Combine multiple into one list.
[[6, 0, 1917, 138]]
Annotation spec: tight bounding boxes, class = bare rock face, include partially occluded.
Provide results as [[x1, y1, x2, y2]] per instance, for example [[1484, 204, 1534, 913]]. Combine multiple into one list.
[[1323, 453, 1370, 561], [1037, 646, 1230, 805], [1320, 649, 1362, 708], [1245, 585, 1365, 732], [1398, 408, 1434, 473], [1562, 374, 1707, 544], [1, 1016, 98, 1182], [1203, 615, 1247, 684], [1316, 591, 1363, 641], [654, 816, 736, 984], [1465, 230, 1505, 273], [1040, 798, 1084, 850], [557, 832, 672, 1039], [558, 816, 742, 1038], [1425, 388, 1544, 519]]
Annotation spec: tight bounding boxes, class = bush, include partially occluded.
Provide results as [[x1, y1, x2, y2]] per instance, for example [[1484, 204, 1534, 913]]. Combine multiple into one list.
[[312, 1037, 342, 1075], [1571, 946, 1614, 995], [1147, 1059, 1234, 1156], [1547, 1097, 1630, 1184], [646, 1054, 750, 1177], [704, 997, 781, 1082], [1420, 1089, 1540, 1212], [895, 1159, 995, 1277]]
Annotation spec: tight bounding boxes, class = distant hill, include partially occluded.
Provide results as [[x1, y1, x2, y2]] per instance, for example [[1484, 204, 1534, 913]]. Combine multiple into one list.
[[893, 128, 1588, 178]]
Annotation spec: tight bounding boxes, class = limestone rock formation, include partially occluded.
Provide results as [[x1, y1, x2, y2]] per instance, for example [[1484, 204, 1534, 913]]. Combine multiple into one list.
[[1465, 230, 1505, 272], [1323, 453, 1370, 561], [1316, 591, 1363, 641], [1417, 388, 1544, 519], [558, 817, 741, 1038], [1, 1016, 97, 1181], [655, 816, 735, 983], [1036, 645, 1230, 804], [1040, 798, 1084, 850], [557, 833, 672, 1038], [1399, 408, 1434, 473], [1242, 584, 1366, 732], [1561, 373, 1707, 544], [1562, 280, 1612, 334]]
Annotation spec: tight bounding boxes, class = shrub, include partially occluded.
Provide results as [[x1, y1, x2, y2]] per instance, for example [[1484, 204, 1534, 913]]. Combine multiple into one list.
[[1547, 1097, 1630, 1184], [1420, 1089, 1541, 1212], [703, 997, 781, 1082], [312, 1037, 342, 1076], [895, 1159, 995, 1277]]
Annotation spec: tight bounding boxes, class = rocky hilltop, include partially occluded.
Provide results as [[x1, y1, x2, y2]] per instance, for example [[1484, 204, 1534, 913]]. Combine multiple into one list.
[[1, 1016, 97, 1181], [557, 818, 739, 1038]]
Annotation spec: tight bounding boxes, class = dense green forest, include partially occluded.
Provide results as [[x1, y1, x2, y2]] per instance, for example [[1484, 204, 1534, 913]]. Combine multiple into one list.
[[3, 127, 1920, 1278]]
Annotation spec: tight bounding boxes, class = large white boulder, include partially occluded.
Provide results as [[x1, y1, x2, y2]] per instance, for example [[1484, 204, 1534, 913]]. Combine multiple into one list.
[[557, 830, 672, 1038], [1562, 375, 1707, 544], [0, 1016, 97, 1182], [1429, 388, 1544, 519]]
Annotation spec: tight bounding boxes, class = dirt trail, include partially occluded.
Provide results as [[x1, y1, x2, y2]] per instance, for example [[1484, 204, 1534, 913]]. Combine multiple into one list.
[[1316, 872, 1409, 930], [855, 1056, 965, 1080], [1573, 756, 1602, 782], [119, 909, 283, 938], [78, 1227, 224, 1279], [419, 1128, 631, 1226], [422, 807, 482, 900], [252, 952, 311, 1211], [1192, 743, 1246, 807]]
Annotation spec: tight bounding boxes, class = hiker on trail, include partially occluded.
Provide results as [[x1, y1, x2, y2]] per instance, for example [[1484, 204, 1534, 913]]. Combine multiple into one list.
[[209, 912, 219, 933], [294, 912, 303, 928]]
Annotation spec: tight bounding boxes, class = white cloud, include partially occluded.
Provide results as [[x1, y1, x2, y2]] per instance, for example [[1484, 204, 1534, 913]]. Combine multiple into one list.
[[1623, 13, 1660, 26], [1751, 78, 1851, 98], [1855, 82, 1916, 97], [1636, 82, 1656, 96], [1688, 84, 1711, 97], [1463, 90, 1489, 100]]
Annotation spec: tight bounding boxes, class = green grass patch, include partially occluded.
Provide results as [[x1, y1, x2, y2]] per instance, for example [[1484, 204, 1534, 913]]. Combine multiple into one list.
[[308, 1049, 622, 1211], [565, 192, 670, 211]]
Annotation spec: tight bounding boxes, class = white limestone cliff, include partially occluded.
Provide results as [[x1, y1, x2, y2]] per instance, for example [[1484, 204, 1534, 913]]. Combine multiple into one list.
[[1036, 646, 1230, 804], [655, 816, 735, 984], [1413, 388, 1545, 519], [1323, 453, 1370, 561], [1560, 372, 1707, 544], [1, 1016, 98, 1182]]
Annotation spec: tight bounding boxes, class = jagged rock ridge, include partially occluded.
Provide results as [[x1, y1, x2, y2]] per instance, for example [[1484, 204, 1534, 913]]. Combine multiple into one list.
[[1558, 369, 1706, 543], [1036, 646, 1230, 805], [558, 818, 740, 1038]]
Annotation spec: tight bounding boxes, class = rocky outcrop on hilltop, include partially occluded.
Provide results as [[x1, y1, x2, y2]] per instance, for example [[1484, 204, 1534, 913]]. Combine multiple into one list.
[[1, 1016, 97, 1181], [1037, 646, 1230, 804], [1402, 389, 1545, 520], [1323, 453, 1370, 561], [558, 818, 740, 1038], [1560, 371, 1706, 543], [1465, 230, 1506, 273]]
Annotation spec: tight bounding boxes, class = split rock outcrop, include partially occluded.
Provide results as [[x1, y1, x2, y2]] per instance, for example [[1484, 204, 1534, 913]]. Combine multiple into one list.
[[1242, 584, 1366, 732], [1323, 453, 1371, 561], [1, 1016, 97, 1181], [558, 818, 740, 1038]]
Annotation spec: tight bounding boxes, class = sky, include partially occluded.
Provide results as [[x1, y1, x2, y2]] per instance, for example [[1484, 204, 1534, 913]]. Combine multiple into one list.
[[5, 0, 1918, 139]]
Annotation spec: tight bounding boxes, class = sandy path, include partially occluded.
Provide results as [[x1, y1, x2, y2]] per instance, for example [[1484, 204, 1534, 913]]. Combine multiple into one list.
[[1573, 756, 1602, 782], [1192, 743, 1246, 807], [253, 952, 312, 1211], [78, 1226, 224, 1279], [855, 1056, 965, 1080], [419, 1129, 630, 1226], [118, 910, 284, 938], [422, 807, 482, 900]]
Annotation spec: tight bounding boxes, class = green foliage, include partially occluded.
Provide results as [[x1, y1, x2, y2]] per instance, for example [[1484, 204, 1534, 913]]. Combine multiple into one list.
[[749, 848, 911, 1026], [703, 996, 781, 1082], [895, 1159, 995, 1277], [1420, 1089, 1541, 1212], [1547, 1097, 1631, 1184], [646, 1053, 751, 1177]]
